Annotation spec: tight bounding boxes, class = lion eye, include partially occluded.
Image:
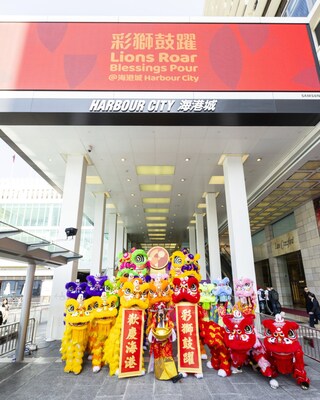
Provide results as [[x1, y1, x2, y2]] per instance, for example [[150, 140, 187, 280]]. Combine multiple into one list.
[[125, 288, 131, 295], [244, 325, 252, 334], [67, 305, 74, 313], [265, 328, 272, 336], [288, 329, 296, 339], [190, 283, 197, 291]]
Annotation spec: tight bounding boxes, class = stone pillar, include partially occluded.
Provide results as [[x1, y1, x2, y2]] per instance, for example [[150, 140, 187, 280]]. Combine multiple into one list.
[[195, 213, 207, 279], [123, 226, 128, 251], [295, 200, 320, 298], [205, 192, 222, 279], [106, 213, 117, 278], [46, 155, 87, 340], [222, 155, 256, 289], [188, 225, 196, 254], [91, 192, 106, 276], [115, 221, 124, 263]]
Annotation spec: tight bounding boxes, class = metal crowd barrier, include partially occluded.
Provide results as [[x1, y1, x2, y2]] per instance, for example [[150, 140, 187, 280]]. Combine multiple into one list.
[[0, 318, 36, 357], [255, 312, 320, 362]]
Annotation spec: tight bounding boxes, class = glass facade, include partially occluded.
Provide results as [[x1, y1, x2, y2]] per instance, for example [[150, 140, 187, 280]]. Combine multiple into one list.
[[271, 213, 296, 238], [283, 0, 317, 17]]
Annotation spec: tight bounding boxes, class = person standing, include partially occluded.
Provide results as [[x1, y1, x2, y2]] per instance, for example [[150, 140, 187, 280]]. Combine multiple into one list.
[[266, 286, 281, 315], [1, 298, 9, 325], [306, 292, 320, 328], [257, 287, 266, 313], [304, 287, 318, 325]]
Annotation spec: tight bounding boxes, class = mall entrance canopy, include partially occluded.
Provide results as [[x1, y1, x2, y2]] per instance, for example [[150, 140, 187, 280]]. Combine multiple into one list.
[[0, 221, 82, 361]]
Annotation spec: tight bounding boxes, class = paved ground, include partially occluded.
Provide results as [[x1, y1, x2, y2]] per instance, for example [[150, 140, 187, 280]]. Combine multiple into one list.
[[1, 320, 320, 400]]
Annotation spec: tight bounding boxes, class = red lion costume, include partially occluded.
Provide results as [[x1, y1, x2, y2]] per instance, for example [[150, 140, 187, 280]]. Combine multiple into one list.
[[262, 313, 310, 390], [223, 310, 276, 387]]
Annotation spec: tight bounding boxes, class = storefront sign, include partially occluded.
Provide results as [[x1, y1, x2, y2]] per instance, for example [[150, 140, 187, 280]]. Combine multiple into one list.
[[89, 98, 217, 113], [119, 308, 145, 378], [271, 229, 300, 257], [175, 302, 202, 374], [0, 22, 319, 92]]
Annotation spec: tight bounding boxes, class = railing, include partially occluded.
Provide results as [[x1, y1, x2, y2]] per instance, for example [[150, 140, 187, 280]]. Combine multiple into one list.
[[0, 318, 36, 357], [255, 312, 320, 362]]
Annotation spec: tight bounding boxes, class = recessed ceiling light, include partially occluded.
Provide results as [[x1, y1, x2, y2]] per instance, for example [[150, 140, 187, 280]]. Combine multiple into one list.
[[121, 158, 126, 162], [136, 166, 175, 175], [218, 154, 249, 165], [127, 178, 131, 182], [134, 204, 138, 208], [143, 198, 170, 204], [145, 216, 167, 221], [144, 208, 169, 213], [131, 193, 135, 197], [140, 184, 172, 192], [257, 157, 262, 162], [178, 193, 182, 196], [209, 176, 224, 185], [180, 178, 186, 182], [86, 176, 103, 185], [185, 158, 190, 162], [221, 204, 224, 208], [147, 223, 167, 227]]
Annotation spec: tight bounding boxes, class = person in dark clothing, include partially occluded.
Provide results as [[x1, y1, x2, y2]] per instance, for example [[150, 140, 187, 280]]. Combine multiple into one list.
[[266, 286, 281, 315], [304, 287, 318, 325], [307, 293, 320, 328]]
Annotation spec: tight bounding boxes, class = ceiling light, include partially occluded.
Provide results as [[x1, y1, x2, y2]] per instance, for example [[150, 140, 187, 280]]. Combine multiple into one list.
[[148, 229, 166, 232], [140, 184, 172, 192], [86, 176, 103, 185], [180, 178, 186, 182], [143, 198, 170, 204], [131, 193, 135, 197], [136, 166, 175, 175], [121, 158, 126, 162], [147, 223, 167, 227], [185, 158, 190, 162], [218, 154, 249, 165], [144, 208, 169, 213], [197, 203, 206, 208], [190, 220, 196, 224], [134, 204, 138, 208], [145, 216, 167, 221], [106, 203, 115, 208], [178, 193, 182, 197], [209, 176, 224, 185], [127, 178, 131, 182], [256, 157, 262, 162]]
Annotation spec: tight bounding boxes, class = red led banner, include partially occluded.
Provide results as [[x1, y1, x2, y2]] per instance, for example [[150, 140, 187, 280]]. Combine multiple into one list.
[[119, 308, 145, 378], [175, 302, 202, 374], [0, 22, 319, 92]]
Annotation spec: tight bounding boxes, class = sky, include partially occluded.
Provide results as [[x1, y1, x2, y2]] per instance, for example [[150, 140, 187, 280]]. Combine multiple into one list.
[[0, 138, 41, 181]]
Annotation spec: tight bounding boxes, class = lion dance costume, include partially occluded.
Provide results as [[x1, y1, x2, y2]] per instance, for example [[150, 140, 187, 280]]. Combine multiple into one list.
[[60, 294, 95, 374], [147, 273, 178, 380], [263, 313, 310, 389]]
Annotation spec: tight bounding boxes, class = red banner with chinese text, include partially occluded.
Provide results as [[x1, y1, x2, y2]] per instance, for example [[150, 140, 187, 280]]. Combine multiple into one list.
[[0, 22, 319, 92], [175, 302, 202, 374], [119, 308, 145, 378]]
